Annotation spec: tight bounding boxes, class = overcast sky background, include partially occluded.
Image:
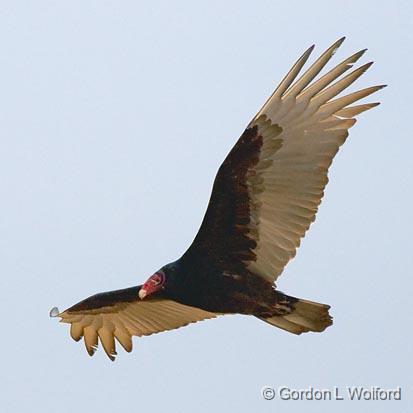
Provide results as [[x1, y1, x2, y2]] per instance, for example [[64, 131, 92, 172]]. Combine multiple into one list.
[[1, 1, 412, 412]]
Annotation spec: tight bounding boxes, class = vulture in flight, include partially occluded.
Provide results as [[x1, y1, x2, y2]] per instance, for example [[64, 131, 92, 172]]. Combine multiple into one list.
[[51, 38, 384, 360]]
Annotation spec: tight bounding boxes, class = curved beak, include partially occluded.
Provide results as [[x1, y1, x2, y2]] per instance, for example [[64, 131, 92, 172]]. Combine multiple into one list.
[[138, 288, 147, 300]]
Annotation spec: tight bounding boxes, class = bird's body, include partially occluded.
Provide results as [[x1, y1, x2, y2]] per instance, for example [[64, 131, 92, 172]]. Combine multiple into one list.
[[53, 38, 384, 360], [156, 261, 286, 316]]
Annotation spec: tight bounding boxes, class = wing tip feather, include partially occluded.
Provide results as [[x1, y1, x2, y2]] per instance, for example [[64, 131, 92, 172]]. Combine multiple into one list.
[[331, 36, 346, 52]]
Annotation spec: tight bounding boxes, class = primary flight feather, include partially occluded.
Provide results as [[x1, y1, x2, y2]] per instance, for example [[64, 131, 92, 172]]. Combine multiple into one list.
[[52, 38, 384, 360]]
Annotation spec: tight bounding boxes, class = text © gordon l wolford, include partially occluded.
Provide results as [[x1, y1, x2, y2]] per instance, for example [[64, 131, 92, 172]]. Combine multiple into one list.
[[264, 386, 402, 401]]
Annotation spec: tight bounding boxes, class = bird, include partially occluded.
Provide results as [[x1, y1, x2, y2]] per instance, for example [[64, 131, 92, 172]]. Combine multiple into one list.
[[51, 37, 384, 360]]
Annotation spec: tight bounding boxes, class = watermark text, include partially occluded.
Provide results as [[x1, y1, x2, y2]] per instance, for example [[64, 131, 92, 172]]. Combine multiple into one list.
[[261, 386, 401, 401]]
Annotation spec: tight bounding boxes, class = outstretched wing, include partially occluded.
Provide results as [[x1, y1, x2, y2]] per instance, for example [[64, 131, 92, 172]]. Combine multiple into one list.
[[57, 286, 218, 360], [182, 38, 384, 283]]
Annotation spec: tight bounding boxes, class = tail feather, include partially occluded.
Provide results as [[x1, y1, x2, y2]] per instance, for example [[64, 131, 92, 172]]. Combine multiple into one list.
[[258, 296, 333, 335]]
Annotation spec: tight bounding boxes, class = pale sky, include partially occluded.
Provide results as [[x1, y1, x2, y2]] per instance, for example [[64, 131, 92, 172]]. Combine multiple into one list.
[[1, 1, 412, 412]]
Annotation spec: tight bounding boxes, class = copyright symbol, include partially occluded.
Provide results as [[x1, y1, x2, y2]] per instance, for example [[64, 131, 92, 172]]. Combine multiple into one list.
[[262, 386, 276, 400]]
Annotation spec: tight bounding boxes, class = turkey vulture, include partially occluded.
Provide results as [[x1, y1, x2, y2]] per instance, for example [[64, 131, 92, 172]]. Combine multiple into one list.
[[51, 38, 384, 360]]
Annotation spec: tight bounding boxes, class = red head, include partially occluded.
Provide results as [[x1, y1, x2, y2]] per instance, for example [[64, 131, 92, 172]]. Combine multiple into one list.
[[138, 271, 166, 299]]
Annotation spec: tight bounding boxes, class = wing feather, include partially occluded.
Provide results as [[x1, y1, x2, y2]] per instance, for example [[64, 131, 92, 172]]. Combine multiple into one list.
[[283, 37, 345, 98], [271, 44, 315, 99], [84, 324, 99, 356]]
